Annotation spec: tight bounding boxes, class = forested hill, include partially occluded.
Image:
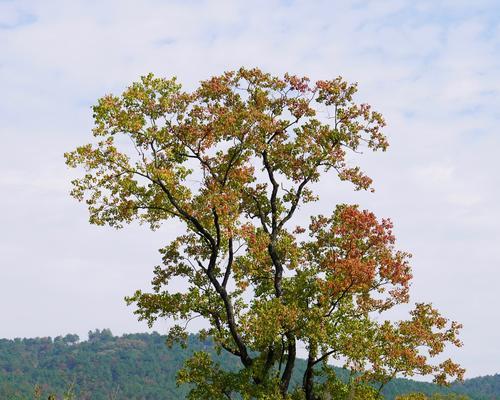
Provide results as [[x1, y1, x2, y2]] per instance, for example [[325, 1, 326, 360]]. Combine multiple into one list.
[[0, 330, 497, 400]]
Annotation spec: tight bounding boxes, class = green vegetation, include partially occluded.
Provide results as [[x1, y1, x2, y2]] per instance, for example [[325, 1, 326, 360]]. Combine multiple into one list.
[[0, 331, 496, 399], [0, 330, 237, 399]]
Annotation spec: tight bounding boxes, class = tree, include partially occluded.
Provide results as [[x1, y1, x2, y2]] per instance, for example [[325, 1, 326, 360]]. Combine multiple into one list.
[[88, 329, 113, 343], [62, 334, 80, 345], [65, 67, 464, 399]]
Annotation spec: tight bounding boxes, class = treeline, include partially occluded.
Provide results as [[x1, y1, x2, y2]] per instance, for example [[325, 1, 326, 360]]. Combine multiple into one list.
[[0, 330, 497, 399]]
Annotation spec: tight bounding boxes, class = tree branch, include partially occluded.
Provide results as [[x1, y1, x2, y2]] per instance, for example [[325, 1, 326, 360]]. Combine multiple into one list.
[[205, 268, 252, 368], [262, 150, 279, 236], [277, 176, 311, 231], [280, 334, 296, 395], [222, 238, 233, 288], [303, 343, 317, 400]]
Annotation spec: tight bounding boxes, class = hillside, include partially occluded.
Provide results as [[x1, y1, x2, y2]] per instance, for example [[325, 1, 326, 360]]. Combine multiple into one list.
[[0, 330, 497, 399]]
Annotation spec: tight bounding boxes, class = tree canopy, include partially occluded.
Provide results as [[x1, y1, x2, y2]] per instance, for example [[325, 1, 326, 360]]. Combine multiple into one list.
[[65, 67, 464, 399]]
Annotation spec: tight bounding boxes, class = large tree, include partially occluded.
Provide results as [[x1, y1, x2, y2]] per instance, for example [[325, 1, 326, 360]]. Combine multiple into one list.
[[65, 68, 464, 399]]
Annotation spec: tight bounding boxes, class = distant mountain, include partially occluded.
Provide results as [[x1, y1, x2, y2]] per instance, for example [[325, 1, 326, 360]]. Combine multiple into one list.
[[0, 330, 497, 399]]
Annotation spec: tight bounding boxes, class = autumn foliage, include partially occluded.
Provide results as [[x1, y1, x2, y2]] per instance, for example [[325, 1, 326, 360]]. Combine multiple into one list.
[[65, 68, 464, 399]]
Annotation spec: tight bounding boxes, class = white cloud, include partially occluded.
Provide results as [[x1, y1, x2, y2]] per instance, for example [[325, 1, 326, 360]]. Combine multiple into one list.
[[447, 192, 482, 207], [414, 163, 455, 184]]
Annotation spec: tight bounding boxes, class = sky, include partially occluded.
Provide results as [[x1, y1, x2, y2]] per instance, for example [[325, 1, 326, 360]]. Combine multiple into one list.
[[0, 0, 499, 379]]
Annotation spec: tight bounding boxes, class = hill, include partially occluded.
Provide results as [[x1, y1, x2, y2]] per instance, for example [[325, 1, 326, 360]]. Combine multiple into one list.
[[0, 330, 497, 399]]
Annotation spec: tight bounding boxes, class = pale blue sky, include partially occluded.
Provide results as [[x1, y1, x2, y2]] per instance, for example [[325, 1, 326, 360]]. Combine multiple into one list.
[[0, 0, 499, 378]]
